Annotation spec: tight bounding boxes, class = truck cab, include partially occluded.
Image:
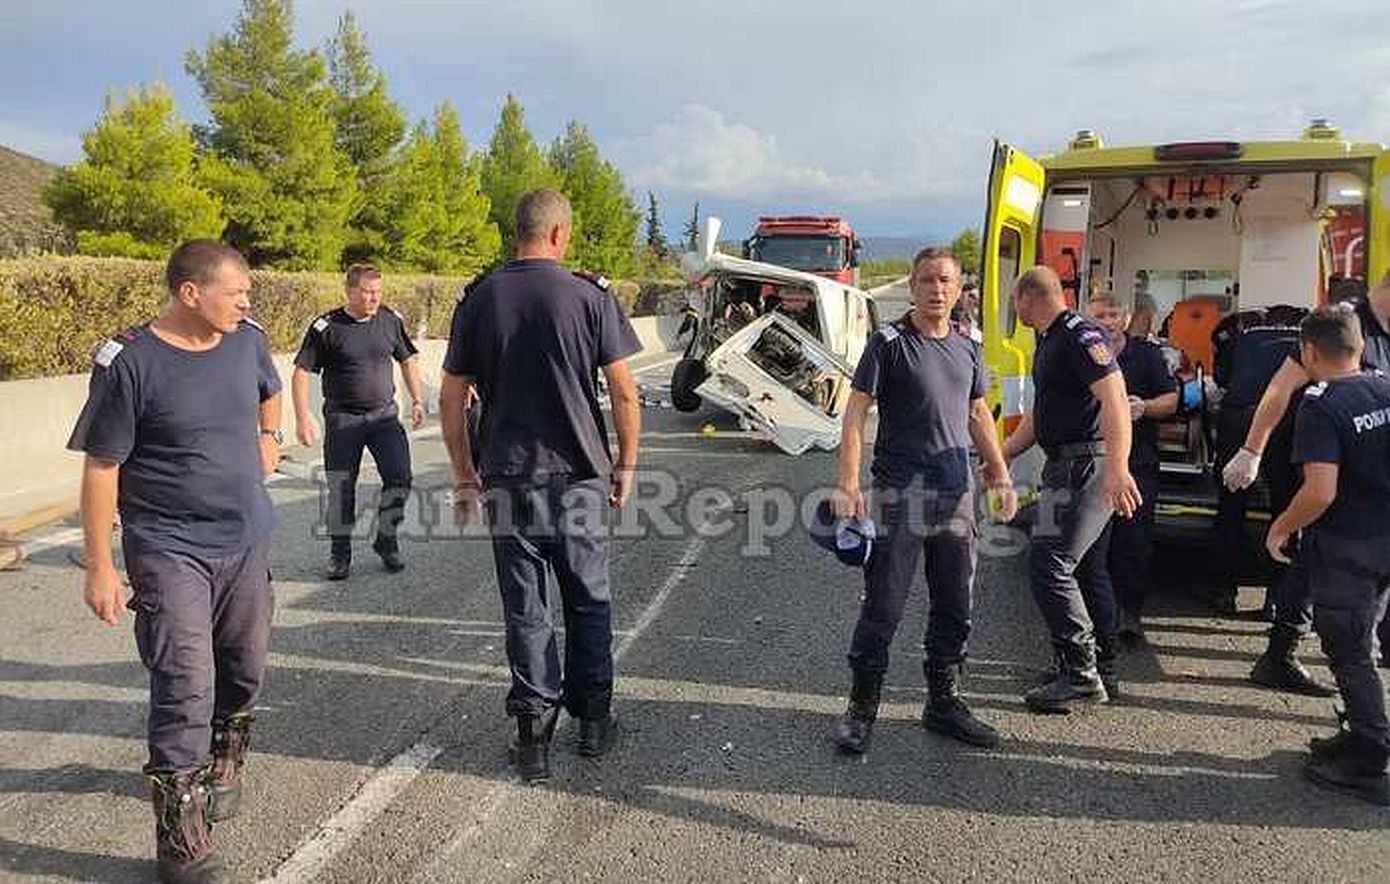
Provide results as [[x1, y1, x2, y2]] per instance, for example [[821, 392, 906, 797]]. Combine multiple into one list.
[[744, 215, 862, 286], [979, 121, 1390, 533]]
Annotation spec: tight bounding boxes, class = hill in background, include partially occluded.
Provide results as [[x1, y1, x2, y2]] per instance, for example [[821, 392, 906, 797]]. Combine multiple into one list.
[[0, 146, 71, 257]]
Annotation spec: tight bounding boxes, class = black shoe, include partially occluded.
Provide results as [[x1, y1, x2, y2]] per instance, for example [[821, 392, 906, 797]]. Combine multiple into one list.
[[1210, 588, 1240, 616], [833, 669, 882, 755], [150, 769, 231, 884], [1250, 651, 1336, 698], [1096, 635, 1121, 700], [1116, 609, 1146, 646], [923, 697, 1000, 747], [577, 713, 618, 758], [1025, 669, 1109, 714], [1302, 737, 1390, 807], [325, 553, 351, 581], [509, 707, 559, 783], [1309, 730, 1354, 760], [372, 538, 405, 573], [923, 663, 1000, 748]]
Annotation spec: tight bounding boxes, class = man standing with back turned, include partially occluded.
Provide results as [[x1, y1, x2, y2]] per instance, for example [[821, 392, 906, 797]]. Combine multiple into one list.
[[831, 247, 1017, 755], [1003, 266, 1141, 714], [1263, 306, 1390, 806], [292, 265, 424, 580], [68, 240, 281, 883], [440, 189, 643, 783]]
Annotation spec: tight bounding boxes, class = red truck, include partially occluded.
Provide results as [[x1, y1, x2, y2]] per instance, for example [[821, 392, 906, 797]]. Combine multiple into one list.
[[743, 216, 862, 286]]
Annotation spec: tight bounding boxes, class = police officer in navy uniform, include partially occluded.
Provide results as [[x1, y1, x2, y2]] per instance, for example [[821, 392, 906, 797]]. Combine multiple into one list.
[[831, 248, 1017, 754], [1225, 270, 1390, 677], [68, 240, 281, 884], [440, 189, 643, 782], [1263, 306, 1390, 806], [291, 265, 423, 579], [1002, 266, 1141, 714], [1087, 287, 1177, 641]]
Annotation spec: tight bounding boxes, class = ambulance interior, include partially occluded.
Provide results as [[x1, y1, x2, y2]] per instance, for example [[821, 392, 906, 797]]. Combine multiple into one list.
[[1038, 169, 1369, 485]]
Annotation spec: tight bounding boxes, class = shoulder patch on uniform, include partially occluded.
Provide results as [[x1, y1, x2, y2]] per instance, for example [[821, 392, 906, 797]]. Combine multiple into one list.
[[241, 317, 267, 334], [93, 339, 124, 369], [1065, 313, 1085, 330], [1304, 381, 1328, 398], [573, 270, 611, 291], [880, 324, 901, 343], [312, 316, 329, 332], [1087, 341, 1114, 366]]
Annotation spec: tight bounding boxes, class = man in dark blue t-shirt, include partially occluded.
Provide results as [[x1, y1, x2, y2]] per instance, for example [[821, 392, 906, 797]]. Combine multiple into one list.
[[440, 189, 643, 782], [1003, 266, 1141, 714], [1264, 306, 1390, 806], [292, 265, 423, 579], [1087, 289, 1178, 640], [830, 248, 1017, 754], [1226, 271, 1390, 673], [67, 240, 282, 881]]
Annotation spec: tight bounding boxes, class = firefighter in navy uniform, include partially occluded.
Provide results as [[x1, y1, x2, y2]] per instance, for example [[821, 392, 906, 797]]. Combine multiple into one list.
[[1225, 270, 1390, 678], [829, 248, 1017, 755], [1002, 267, 1142, 714], [440, 190, 643, 783], [1086, 288, 1177, 640], [1264, 306, 1390, 806], [68, 241, 281, 884], [291, 265, 425, 580]]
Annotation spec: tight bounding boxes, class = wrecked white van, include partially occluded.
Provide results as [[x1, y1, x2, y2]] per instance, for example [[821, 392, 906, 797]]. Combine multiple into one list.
[[669, 218, 880, 454]]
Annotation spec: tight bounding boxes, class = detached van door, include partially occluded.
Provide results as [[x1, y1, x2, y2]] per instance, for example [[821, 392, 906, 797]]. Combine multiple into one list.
[[980, 140, 1044, 436]]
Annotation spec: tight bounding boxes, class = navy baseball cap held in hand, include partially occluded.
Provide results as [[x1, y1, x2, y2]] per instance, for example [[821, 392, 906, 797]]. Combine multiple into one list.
[[809, 498, 876, 567]]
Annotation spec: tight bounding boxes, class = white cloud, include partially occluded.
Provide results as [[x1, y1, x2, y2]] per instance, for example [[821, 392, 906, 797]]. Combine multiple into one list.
[[623, 105, 878, 200]]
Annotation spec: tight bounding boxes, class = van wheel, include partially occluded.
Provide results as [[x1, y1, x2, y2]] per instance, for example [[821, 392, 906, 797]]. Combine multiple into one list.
[[670, 358, 707, 412]]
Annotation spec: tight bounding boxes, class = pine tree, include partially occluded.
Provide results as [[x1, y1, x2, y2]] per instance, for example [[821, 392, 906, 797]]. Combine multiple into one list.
[[326, 10, 405, 263], [45, 83, 224, 259], [644, 191, 667, 257], [379, 103, 501, 275], [480, 94, 560, 257], [186, 0, 358, 269], [951, 227, 982, 277], [548, 121, 639, 275], [682, 201, 701, 251]]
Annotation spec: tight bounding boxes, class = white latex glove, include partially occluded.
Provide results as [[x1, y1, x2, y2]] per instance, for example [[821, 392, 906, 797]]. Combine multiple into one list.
[[1128, 395, 1146, 422], [1222, 447, 1261, 491]]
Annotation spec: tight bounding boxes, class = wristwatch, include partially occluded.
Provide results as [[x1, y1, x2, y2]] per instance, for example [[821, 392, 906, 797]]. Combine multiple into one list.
[[259, 428, 285, 445]]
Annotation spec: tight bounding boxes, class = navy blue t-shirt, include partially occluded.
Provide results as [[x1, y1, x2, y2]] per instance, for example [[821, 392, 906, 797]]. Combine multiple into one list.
[[293, 306, 417, 415], [1032, 310, 1119, 450], [442, 259, 642, 481], [1116, 336, 1177, 466], [852, 314, 986, 491], [1222, 325, 1302, 409], [67, 321, 282, 555], [1291, 371, 1390, 539]]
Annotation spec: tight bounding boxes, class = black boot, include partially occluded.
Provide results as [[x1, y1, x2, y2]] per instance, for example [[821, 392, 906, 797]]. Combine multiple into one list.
[[326, 541, 351, 581], [833, 670, 882, 755], [207, 712, 253, 823], [1250, 626, 1336, 697], [577, 713, 618, 758], [509, 706, 559, 783], [1096, 633, 1121, 700], [1024, 640, 1109, 714], [922, 662, 1000, 748], [149, 768, 230, 884], [372, 535, 405, 573], [1302, 732, 1390, 807]]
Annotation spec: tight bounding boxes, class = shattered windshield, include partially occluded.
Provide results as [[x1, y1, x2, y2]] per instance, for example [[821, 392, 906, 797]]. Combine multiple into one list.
[[751, 236, 846, 272]]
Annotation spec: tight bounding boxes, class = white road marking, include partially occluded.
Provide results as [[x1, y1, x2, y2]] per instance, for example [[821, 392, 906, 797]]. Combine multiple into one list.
[[265, 531, 711, 884], [13, 526, 84, 556], [260, 741, 445, 884], [407, 532, 710, 883]]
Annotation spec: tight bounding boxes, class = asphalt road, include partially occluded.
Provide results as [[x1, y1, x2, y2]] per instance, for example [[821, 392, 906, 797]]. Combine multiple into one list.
[[0, 348, 1386, 884]]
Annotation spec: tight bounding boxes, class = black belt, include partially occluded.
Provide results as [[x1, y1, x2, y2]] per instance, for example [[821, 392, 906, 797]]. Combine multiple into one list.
[[1044, 440, 1106, 459]]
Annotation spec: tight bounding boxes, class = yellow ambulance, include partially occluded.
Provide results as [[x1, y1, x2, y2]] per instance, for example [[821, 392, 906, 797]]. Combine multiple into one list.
[[979, 120, 1389, 530]]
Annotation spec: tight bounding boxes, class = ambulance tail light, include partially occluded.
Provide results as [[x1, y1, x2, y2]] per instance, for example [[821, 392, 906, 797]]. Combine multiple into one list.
[[1154, 142, 1244, 162]]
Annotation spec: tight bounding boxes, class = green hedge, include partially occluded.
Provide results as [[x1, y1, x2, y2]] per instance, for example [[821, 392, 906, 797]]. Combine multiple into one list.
[[0, 256, 471, 380]]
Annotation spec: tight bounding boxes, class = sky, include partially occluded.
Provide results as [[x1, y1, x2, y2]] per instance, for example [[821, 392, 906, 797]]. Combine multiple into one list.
[[2, 0, 1389, 243]]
